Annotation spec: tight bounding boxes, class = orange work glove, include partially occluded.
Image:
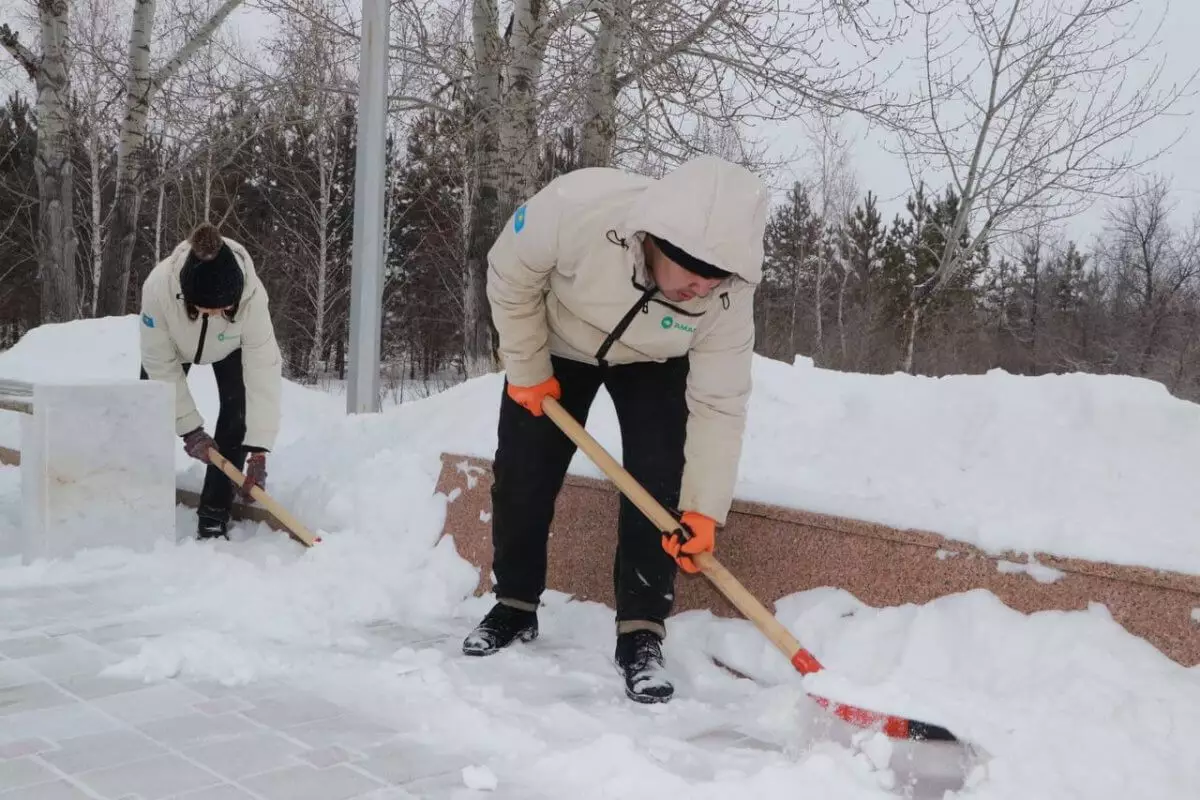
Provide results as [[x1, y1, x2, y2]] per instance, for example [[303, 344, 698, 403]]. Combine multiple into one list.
[[506, 375, 561, 416], [662, 511, 715, 574]]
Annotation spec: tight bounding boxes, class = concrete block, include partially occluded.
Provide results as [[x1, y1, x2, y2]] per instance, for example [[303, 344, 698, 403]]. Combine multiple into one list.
[[16, 380, 174, 563]]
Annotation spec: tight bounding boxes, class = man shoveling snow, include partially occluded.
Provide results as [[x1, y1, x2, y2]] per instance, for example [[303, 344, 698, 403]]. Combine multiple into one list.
[[461, 155, 769, 704]]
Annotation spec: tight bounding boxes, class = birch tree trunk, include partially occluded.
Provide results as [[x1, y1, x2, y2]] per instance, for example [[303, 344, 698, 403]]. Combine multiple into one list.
[[1, 12, 79, 324], [812, 254, 824, 356], [154, 182, 165, 265], [309, 125, 332, 373], [95, 0, 245, 317], [36, 3, 78, 323], [463, 0, 504, 376], [901, 303, 920, 374], [788, 265, 800, 358], [90, 129, 103, 315], [97, 0, 155, 318], [837, 267, 849, 360], [203, 146, 213, 220], [578, 0, 627, 168], [498, 0, 552, 209]]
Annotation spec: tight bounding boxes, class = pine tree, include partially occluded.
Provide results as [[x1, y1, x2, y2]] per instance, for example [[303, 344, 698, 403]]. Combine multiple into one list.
[[0, 93, 38, 343], [1051, 241, 1088, 316], [873, 185, 989, 370], [757, 181, 825, 361], [386, 107, 468, 384], [845, 190, 885, 294]]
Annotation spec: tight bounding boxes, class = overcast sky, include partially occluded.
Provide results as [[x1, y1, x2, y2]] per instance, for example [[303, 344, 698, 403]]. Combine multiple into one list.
[[2, 0, 1196, 254], [760, 0, 1200, 252]]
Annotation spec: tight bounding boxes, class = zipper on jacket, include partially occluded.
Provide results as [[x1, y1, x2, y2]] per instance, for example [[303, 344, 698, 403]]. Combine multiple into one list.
[[629, 272, 706, 318], [595, 284, 658, 367], [612, 228, 708, 318], [193, 314, 210, 364]]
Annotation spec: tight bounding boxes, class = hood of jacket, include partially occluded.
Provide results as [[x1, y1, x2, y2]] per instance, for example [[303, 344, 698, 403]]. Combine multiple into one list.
[[621, 155, 769, 285]]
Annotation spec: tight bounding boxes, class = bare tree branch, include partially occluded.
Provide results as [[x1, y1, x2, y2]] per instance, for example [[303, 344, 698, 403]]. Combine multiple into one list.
[[0, 23, 39, 79], [887, 0, 1196, 372]]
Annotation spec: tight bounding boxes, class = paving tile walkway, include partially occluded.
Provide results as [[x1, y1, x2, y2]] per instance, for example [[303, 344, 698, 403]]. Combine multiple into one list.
[[0, 585, 484, 800]]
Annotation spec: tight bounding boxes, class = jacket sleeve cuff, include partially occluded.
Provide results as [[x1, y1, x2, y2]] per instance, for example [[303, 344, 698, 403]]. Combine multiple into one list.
[[678, 476, 733, 526], [176, 410, 203, 438], [501, 352, 554, 388], [243, 430, 278, 452]]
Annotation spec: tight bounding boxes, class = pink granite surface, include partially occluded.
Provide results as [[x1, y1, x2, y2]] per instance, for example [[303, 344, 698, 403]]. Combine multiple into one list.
[[436, 453, 1200, 667]]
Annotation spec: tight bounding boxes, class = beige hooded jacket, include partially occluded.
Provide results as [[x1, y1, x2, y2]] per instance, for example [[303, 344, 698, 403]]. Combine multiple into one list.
[[139, 237, 283, 451], [486, 155, 768, 524]]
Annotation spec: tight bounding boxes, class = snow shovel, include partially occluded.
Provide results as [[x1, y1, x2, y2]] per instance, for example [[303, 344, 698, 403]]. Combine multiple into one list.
[[207, 447, 322, 548], [540, 395, 958, 743]]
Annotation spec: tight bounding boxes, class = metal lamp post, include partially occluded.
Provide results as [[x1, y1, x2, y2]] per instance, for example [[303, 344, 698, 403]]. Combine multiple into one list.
[[347, 0, 389, 413]]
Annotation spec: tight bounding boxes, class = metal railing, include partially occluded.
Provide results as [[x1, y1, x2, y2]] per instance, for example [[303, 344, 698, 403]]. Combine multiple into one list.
[[0, 379, 32, 414]]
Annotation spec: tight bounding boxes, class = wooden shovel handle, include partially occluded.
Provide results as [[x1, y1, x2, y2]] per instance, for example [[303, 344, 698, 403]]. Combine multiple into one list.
[[540, 395, 806, 664], [541, 394, 961, 743], [207, 448, 320, 547]]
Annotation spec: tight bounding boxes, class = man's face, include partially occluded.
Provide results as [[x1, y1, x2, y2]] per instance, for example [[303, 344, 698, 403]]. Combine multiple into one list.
[[647, 242, 723, 302]]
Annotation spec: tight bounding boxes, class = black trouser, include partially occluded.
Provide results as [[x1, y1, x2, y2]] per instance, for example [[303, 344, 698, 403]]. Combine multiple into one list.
[[490, 353, 689, 634], [141, 349, 248, 523]]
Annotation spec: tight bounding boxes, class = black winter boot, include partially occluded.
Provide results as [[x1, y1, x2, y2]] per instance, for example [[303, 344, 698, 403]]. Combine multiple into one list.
[[462, 602, 538, 656], [615, 630, 674, 704], [196, 508, 230, 540]]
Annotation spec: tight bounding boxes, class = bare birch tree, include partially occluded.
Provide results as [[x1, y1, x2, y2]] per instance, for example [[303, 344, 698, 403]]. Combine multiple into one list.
[[259, 0, 357, 378], [497, 0, 557, 206], [68, 0, 126, 314], [889, 0, 1194, 373], [462, 0, 504, 376], [94, 0, 247, 317], [803, 117, 857, 360], [461, 0, 900, 372], [1097, 175, 1200, 377], [1, 9, 79, 322], [567, 0, 902, 169]]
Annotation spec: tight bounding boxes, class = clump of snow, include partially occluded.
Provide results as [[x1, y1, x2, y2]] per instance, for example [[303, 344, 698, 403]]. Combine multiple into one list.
[[2, 316, 1200, 799], [996, 557, 1066, 584], [462, 764, 498, 791]]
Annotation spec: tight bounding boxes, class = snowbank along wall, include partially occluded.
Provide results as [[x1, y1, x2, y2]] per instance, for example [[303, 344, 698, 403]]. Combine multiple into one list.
[[434, 452, 1200, 667]]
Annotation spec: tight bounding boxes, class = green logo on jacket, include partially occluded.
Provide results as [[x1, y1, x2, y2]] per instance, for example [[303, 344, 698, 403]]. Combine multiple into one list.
[[660, 315, 695, 333]]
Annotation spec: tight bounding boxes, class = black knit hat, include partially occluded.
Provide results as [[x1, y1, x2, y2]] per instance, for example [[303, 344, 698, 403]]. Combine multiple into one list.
[[648, 234, 732, 280], [180, 222, 243, 309]]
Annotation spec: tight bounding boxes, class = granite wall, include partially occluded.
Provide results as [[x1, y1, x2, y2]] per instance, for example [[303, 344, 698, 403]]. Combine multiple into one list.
[[435, 452, 1200, 667]]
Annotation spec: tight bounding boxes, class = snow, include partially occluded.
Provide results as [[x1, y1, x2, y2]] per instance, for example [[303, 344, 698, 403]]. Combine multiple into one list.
[[995, 558, 1065, 584], [462, 764, 499, 791], [1, 315, 1199, 799], [730, 356, 1200, 575], [4, 316, 1200, 574]]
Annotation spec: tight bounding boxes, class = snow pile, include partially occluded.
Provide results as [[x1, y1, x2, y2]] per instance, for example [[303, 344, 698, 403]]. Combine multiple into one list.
[[4, 314, 1200, 574], [0, 315, 343, 479], [729, 357, 1200, 575], [1, 316, 1200, 798]]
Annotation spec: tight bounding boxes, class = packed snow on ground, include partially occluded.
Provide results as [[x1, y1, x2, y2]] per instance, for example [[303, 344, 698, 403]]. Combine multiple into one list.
[[1, 315, 1199, 799]]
